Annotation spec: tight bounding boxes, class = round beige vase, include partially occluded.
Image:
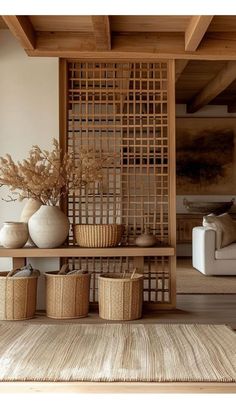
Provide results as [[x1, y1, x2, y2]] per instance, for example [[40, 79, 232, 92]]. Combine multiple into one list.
[[0, 222, 28, 248], [28, 205, 70, 248]]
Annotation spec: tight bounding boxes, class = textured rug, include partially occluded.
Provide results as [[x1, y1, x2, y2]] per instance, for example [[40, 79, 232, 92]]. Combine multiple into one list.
[[0, 323, 235, 382], [177, 258, 236, 294]]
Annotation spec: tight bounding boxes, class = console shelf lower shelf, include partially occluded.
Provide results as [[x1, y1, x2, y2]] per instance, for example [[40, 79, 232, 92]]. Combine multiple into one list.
[[0, 246, 175, 258]]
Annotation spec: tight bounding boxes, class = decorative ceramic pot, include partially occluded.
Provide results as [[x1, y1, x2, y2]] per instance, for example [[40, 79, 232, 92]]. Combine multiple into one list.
[[0, 222, 28, 248], [135, 233, 157, 247], [20, 198, 42, 246], [28, 205, 70, 248]]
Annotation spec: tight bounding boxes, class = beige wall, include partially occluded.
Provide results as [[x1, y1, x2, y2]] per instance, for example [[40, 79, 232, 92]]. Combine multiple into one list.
[[0, 31, 59, 308]]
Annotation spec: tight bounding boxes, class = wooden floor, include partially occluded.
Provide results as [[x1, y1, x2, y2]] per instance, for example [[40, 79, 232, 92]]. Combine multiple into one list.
[[177, 258, 236, 294], [29, 294, 236, 330]]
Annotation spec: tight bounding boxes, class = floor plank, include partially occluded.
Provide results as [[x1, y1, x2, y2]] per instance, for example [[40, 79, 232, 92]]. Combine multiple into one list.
[[15, 294, 236, 330], [177, 257, 236, 294]]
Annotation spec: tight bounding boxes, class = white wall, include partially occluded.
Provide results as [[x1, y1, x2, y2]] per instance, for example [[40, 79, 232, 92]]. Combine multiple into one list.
[[0, 31, 59, 308]]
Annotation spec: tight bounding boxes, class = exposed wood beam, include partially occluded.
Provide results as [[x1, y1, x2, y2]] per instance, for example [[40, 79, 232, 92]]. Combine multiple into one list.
[[185, 15, 214, 51], [91, 16, 111, 50], [2, 16, 35, 50], [175, 60, 189, 82], [187, 61, 236, 113], [25, 31, 236, 60], [228, 102, 236, 113]]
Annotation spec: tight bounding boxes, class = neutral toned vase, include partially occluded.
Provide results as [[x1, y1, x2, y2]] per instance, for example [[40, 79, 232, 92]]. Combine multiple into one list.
[[0, 222, 28, 248], [28, 205, 70, 248], [20, 198, 42, 246]]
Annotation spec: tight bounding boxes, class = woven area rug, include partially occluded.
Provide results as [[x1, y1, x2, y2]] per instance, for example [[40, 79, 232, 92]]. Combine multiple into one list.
[[177, 258, 236, 294], [0, 323, 236, 382]]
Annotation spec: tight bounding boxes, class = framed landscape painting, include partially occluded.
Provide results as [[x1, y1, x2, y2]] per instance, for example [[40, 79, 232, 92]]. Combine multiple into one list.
[[176, 117, 236, 195]]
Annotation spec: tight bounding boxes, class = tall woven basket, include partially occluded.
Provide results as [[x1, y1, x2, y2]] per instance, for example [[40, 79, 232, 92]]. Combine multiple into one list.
[[98, 273, 143, 321], [0, 272, 38, 320], [45, 272, 91, 319]]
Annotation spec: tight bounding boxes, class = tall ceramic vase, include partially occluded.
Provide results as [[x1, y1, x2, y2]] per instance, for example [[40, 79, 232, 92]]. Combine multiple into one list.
[[20, 198, 42, 246], [28, 205, 70, 248]]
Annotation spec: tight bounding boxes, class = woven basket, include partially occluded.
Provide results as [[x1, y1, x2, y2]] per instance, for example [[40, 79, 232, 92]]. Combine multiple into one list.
[[98, 273, 143, 321], [45, 271, 91, 319], [0, 272, 38, 320], [74, 224, 124, 248]]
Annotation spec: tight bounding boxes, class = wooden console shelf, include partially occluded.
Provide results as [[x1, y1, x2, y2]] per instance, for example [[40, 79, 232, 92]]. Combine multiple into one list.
[[0, 246, 175, 258]]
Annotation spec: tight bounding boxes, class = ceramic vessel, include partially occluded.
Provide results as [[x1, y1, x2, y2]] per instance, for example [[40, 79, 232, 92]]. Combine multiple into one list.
[[135, 233, 157, 247], [20, 198, 42, 246], [0, 222, 28, 248], [28, 205, 70, 248]]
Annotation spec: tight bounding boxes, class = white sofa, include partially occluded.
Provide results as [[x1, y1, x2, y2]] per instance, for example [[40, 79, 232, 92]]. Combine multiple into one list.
[[192, 226, 236, 275]]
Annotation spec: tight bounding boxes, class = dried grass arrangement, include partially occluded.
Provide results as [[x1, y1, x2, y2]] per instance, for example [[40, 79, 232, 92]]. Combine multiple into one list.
[[0, 139, 107, 206]]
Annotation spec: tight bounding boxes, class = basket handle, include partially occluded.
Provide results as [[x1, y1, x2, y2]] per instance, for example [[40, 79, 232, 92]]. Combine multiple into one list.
[[58, 264, 69, 274], [7, 268, 20, 277]]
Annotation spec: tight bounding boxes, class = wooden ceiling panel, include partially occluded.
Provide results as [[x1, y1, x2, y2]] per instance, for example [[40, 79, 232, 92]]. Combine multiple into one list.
[[176, 60, 226, 104], [29, 15, 93, 32], [187, 61, 236, 112], [208, 16, 236, 32], [210, 80, 236, 105], [110, 15, 191, 32], [0, 16, 8, 29]]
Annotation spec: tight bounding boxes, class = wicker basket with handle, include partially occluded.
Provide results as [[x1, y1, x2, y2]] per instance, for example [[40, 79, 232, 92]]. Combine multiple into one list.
[[74, 224, 124, 247], [45, 271, 91, 319], [0, 271, 38, 320], [98, 273, 143, 321]]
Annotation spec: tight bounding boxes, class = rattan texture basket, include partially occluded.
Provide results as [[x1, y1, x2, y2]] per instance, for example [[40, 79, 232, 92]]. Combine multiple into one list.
[[0, 272, 38, 320], [45, 271, 91, 319], [98, 273, 143, 321], [74, 224, 124, 247]]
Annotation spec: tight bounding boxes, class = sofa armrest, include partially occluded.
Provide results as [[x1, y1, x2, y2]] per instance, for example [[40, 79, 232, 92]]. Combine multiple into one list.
[[192, 227, 216, 275]]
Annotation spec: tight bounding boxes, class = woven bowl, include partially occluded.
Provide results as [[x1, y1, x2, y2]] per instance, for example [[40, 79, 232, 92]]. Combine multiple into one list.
[[74, 224, 124, 247]]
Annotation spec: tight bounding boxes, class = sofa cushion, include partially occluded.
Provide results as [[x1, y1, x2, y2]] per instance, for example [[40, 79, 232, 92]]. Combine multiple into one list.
[[202, 213, 222, 249], [215, 242, 236, 260], [203, 213, 236, 249]]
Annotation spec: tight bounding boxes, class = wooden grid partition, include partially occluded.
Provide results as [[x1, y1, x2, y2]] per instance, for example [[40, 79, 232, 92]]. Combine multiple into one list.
[[60, 59, 176, 309]]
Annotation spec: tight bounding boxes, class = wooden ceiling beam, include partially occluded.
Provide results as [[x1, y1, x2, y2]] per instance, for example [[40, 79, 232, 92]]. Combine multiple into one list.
[[23, 31, 236, 60], [175, 60, 189, 82], [91, 16, 111, 50], [2, 15, 35, 50], [187, 61, 236, 113], [185, 15, 214, 51]]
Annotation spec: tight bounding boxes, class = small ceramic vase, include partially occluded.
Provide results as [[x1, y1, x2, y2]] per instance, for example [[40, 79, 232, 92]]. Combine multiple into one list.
[[28, 205, 70, 248], [135, 233, 157, 247], [135, 226, 157, 247], [0, 222, 28, 248]]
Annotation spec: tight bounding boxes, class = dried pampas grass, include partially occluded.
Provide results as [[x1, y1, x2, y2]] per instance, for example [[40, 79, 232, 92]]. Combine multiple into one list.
[[0, 139, 107, 206]]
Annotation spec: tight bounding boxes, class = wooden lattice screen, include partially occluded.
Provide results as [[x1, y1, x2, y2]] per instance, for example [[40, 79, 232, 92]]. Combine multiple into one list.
[[60, 59, 176, 310]]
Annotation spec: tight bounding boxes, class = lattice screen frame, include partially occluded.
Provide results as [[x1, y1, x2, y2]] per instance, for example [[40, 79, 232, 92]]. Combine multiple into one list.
[[59, 58, 176, 310]]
